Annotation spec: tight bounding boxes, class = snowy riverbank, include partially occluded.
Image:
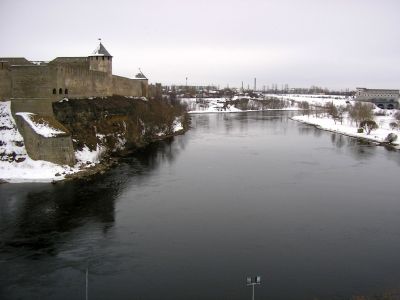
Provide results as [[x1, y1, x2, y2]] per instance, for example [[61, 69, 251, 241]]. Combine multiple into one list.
[[0, 100, 186, 183], [292, 112, 400, 148], [181, 97, 300, 113]]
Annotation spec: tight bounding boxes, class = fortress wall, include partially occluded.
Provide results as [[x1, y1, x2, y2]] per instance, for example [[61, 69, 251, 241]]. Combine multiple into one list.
[[0, 68, 12, 100], [112, 75, 148, 97], [56, 65, 113, 98], [89, 56, 112, 73], [11, 66, 52, 98], [11, 98, 55, 116], [15, 114, 76, 166]]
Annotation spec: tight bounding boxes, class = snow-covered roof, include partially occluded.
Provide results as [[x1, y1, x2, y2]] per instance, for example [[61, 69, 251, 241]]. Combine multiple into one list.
[[90, 42, 112, 57]]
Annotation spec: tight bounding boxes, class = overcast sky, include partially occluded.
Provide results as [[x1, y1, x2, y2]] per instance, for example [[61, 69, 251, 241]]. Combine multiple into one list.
[[1, 0, 399, 90]]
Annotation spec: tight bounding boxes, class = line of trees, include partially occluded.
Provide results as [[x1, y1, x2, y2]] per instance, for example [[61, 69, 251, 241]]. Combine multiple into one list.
[[323, 102, 378, 135]]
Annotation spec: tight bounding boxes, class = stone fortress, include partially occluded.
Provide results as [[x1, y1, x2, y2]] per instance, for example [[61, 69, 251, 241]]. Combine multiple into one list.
[[0, 42, 148, 115], [0, 42, 150, 166]]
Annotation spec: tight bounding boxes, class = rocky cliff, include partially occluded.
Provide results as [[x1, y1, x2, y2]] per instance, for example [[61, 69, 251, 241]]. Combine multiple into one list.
[[53, 96, 188, 159]]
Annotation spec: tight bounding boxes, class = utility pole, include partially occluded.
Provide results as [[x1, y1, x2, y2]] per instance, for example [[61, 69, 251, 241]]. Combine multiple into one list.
[[254, 78, 257, 91]]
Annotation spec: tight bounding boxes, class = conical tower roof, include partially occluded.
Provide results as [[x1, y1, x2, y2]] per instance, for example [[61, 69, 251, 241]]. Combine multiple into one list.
[[90, 42, 112, 57]]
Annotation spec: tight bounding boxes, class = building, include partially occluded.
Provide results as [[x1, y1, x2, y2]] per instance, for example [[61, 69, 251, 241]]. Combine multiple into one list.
[[0, 42, 150, 166], [0, 42, 148, 115], [355, 87, 399, 109]]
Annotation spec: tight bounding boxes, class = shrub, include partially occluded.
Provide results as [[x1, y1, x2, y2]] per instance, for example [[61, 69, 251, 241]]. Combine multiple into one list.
[[360, 120, 378, 135], [389, 122, 398, 130], [384, 133, 398, 143], [394, 111, 400, 121]]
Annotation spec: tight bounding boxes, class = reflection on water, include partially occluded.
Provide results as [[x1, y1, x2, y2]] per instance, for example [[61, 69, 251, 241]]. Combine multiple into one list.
[[1, 111, 400, 300]]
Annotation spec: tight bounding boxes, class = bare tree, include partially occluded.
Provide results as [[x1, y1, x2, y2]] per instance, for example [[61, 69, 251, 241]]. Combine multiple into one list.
[[325, 102, 339, 123], [349, 102, 374, 127]]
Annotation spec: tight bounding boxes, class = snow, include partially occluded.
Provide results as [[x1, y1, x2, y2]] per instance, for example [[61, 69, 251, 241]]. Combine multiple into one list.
[[181, 98, 260, 113], [0, 102, 26, 159], [271, 94, 350, 107], [181, 94, 352, 114], [75, 144, 105, 164], [16, 112, 66, 137], [292, 113, 399, 147], [0, 101, 106, 183], [172, 117, 184, 132]]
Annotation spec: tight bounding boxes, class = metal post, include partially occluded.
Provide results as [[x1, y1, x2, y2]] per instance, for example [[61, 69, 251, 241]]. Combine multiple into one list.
[[252, 283, 255, 300], [86, 267, 88, 300]]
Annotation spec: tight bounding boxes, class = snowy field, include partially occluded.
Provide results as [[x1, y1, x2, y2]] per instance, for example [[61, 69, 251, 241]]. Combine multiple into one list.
[[180, 98, 242, 113], [181, 97, 299, 113], [270, 94, 350, 107]]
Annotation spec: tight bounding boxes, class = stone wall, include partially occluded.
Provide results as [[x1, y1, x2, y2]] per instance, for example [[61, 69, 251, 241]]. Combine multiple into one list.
[[56, 65, 112, 99], [15, 114, 76, 166], [112, 75, 148, 97], [11, 98, 55, 116], [11, 65, 52, 98], [89, 56, 112, 73], [0, 67, 11, 100]]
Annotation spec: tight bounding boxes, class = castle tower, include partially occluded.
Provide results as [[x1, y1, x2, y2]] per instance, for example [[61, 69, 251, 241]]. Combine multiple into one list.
[[88, 42, 112, 74]]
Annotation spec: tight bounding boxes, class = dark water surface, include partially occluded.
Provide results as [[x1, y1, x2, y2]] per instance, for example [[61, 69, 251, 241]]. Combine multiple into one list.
[[2, 111, 400, 300]]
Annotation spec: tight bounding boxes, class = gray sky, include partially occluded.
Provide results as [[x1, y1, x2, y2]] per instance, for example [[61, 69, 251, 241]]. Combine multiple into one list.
[[1, 0, 399, 90]]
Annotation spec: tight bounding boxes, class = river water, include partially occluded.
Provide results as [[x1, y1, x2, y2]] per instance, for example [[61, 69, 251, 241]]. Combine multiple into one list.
[[2, 111, 400, 300]]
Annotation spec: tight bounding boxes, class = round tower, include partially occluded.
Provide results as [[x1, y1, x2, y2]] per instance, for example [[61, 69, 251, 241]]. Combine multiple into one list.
[[88, 41, 112, 74]]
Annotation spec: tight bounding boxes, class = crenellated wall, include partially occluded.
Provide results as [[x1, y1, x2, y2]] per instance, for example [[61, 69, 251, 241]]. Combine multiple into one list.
[[1, 54, 149, 110]]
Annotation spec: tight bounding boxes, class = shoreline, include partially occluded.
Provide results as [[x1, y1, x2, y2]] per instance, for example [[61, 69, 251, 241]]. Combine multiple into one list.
[[291, 116, 400, 149], [1, 127, 188, 184]]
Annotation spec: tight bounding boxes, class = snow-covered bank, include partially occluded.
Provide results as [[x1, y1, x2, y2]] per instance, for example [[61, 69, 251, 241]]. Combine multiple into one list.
[[292, 113, 400, 147], [181, 97, 300, 113], [271, 94, 350, 107], [1, 96, 189, 183], [0, 101, 103, 183]]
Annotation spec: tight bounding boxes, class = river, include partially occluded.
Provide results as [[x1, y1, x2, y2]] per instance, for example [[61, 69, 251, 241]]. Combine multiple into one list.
[[1, 111, 400, 300]]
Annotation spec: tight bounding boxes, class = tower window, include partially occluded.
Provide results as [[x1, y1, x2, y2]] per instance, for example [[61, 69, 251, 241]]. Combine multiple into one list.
[[96, 56, 98, 60], [107, 57, 110, 60], [65, 89, 68, 95], [102, 56, 104, 60], [59, 88, 62, 94], [52, 88, 56, 94]]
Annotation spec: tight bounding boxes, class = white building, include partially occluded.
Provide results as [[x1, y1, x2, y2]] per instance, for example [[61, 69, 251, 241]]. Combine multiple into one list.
[[355, 87, 399, 109]]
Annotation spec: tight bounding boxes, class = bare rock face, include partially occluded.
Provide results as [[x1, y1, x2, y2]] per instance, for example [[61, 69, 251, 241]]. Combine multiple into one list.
[[52, 95, 188, 156]]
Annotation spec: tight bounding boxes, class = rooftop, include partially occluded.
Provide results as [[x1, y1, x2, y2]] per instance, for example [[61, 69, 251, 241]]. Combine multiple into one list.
[[90, 42, 112, 57]]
